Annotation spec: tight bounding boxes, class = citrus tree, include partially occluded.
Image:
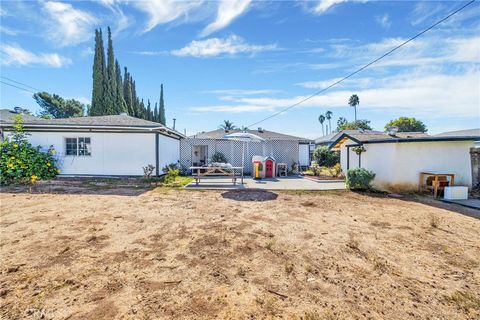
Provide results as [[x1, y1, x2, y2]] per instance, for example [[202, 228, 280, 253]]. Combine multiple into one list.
[[0, 115, 59, 185]]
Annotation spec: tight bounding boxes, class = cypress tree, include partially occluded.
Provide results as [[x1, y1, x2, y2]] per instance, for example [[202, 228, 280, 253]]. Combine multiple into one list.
[[159, 84, 166, 125], [146, 99, 152, 121], [139, 99, 145, 119], [91, 29, 106, 116], [154, 102, 159, 123], [131, 78, 139, 117], [123, 67, 132, 115], [115, 60, 126, 114], [105, 27, 116, 114]]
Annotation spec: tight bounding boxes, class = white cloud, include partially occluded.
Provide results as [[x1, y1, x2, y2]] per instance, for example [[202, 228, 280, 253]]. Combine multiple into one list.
[[132, 50, 169, 56], [204, 89, 279, 95], [80, 47, 94, 57], [375, 13, 391, 28], [42, 1, 97, 47], [171, 35, 277, 58], [191, 104, 277, 113], [312, 0, 348, 14], [201, 0, 251, 37], [190, 70, 479, 118], [328, 35, 480, 68], [1, 44, 71, 68], [97, 0, 131, 34], [132, 0, 203, 33], [71, 96, 91, 105], [0, 25, 19, 36]]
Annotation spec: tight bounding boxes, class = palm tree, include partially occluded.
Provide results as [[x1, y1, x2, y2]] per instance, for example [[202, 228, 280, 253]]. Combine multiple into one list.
[[325, 110, 333, 134], [318, 114, 326, 136], [219, 120, 236, 131], [348, 94, 359, 122]]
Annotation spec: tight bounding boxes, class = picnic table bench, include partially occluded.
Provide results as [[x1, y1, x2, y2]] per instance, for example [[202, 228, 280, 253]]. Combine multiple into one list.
[[190, 166, 244, 185]]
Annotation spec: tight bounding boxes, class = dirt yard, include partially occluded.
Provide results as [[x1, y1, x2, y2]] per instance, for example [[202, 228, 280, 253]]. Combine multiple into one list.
[[1, 185, 479, 319]]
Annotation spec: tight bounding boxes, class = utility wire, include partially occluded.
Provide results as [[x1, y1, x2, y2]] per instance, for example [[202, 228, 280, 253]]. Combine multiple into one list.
[[0, 76, 42, 92], [246, 0, 477, 129], [0, 80, 36, 94]]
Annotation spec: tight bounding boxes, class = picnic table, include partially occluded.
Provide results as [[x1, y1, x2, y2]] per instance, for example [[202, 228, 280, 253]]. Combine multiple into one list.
[[190, 165, 244, 185], [419, 171, 455, 198]]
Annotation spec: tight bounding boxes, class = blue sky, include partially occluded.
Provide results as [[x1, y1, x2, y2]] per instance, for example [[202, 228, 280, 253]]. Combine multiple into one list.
[[1, 0, 479, 138]]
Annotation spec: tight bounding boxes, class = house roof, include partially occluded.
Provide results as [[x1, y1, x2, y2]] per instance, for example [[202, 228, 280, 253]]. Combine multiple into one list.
[[330, 129, 480, 149], [314, 132, 341, 145], [191, 128, 312, 143], [435, 128, 480, 137], [0, 109, 184, 139], [0, 109, 41, 123]]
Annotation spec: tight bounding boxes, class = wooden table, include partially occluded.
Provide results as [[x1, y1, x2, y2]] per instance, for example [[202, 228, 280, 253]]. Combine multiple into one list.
[[419, 172, 455, 198], [190, 166, 244, 185]]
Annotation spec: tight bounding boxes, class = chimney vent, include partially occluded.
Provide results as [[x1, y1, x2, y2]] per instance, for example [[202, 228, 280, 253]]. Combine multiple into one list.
[[13, 107, 23, 114], [119, 112, 128, 116], [257, 127, 264, 133]]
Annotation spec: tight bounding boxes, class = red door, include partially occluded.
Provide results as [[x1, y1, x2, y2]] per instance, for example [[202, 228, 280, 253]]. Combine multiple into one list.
[[265, 160, 273, 178]]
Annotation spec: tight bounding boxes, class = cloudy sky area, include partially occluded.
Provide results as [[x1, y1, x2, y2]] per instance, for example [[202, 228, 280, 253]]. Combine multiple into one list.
[[1, 0, 479, 138]]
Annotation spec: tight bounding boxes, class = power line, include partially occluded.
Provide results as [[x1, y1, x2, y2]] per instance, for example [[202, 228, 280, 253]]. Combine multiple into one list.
[[0, 76, 42, 92], [0, 80, 36, 94], [246, 0, 477, 129]]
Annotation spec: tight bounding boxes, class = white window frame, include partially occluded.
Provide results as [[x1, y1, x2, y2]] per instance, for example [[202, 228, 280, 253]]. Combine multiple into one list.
[[65, 137, 92, 157]]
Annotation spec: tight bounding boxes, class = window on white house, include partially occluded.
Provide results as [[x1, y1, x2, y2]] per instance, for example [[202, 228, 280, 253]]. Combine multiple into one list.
[[65, 137, 91, 156]]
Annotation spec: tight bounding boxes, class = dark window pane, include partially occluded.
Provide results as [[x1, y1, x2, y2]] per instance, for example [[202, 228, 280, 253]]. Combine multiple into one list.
[[65, 138, 77, 156]]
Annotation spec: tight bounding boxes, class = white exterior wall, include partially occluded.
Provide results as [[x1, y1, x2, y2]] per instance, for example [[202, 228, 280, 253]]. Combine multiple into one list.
[[157, 134, 180, 171], [299, 144, 310, 166], [7, 131, 180, 176], [340, 140, 474, 190], [339, 139, 363, 172]]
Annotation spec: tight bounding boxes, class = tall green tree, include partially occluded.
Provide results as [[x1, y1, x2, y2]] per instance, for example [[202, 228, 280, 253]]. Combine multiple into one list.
[[154, 102, 159, 122], [325, 110, 333, 135], [123, 67, 133, 115], [159, 84, 166, 125], [114, 60, 126, 114], [34, 92, 85, 118], [105, 27, 116, 114], [146, 99, 152, 120], [91, 29, 106, 116], [219, 120, 236, 130], [385, 117, 427, 132], [338, 119, 372, 131], [131, 78, 138, 117], [337, 117, 347, 130], [348, 94, 360, 122], [318, 114, 325, 136], [139, 99, 145, 119]]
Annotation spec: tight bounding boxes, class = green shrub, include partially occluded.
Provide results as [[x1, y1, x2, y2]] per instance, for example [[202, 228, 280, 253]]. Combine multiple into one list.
[[164, 167, 180, 184], [346, 168, 375, 190], [210, 151, 227, 163], [161, 163, 179, 174], [0, 115, 59, 185], [313, 146, 340, 167]]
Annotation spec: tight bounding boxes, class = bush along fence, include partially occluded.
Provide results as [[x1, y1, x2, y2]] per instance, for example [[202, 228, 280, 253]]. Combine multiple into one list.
[[0, 115, 59, 185]]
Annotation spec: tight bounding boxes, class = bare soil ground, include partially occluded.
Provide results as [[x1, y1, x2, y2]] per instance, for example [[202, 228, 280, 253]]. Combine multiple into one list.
[[1, 185, 479, 319]]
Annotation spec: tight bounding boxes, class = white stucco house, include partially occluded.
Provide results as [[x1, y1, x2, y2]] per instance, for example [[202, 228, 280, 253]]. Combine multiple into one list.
[[329, 128, 480, 191], [0, 109, 184, 176]]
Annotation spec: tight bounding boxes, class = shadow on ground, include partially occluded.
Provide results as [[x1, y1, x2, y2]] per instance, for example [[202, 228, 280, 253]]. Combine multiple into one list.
[[221, 190, 278, 202]]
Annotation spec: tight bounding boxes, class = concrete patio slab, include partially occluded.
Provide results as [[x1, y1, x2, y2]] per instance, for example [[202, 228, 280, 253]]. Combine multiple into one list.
[[185, 176, 345, 191]]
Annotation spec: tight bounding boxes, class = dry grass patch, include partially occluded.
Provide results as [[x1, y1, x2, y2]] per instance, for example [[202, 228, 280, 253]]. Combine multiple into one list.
[[1, 187, 479, 319]]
